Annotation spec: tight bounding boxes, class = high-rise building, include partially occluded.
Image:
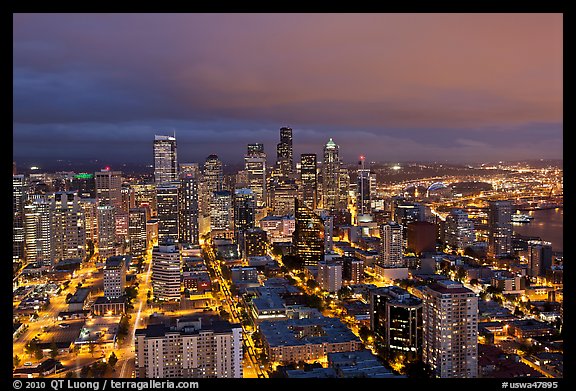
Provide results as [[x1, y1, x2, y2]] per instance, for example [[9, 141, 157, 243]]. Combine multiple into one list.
[[79, 198, 98, 247], [202, 154, 223, 217], [13, 174, 27, 262], [444, 209, 475, 251], [244, 144, 267, 208], [379, 221, 404, 268], [210, 190, 233, 231], [357, 156, 374, 216], [103, 256, 127, 299], [23, 198, 52, 263], [233, 188, 255, 250], [94, 168, 123, 209], [370, 286, 423, 357], [129, 208, 148, 259], [70, 172, 95, 199], [135, 315, 243, 378], [300, 154, 318, 210], [276, 126, 294, 178], [527, 240, 553, 278], [422, 280, 478, 378], [317, 259, 343, 293], [97, 205, 118, 260], [179, 162, 200, 178], [243, 228, 267, 258], [322, 138, 342, 210], [488, 200, 512, 258], [51, 191, 86, 262], [154, 134, 178, 184], [121, 185, 135, 214], [151, 238, 181, 301], [156, 182, 180, 242], [178, 174, 199, 245], [270, 180, 297, 216], [293, 198, 325, 267], [341, 256, 364, 284], [133, 183, 157, 216]]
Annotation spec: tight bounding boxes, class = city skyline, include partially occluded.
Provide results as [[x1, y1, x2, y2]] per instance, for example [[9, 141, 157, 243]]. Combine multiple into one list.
[[13, 13, 562, 167]]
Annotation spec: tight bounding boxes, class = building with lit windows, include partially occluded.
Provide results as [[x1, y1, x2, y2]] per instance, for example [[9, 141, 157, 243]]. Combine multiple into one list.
[[94, 168, 123, 210], [322, 138, 343, 210], [233, 188, 255, 241], [156, 182, 180, 242], [260, 215, 295, 243], [202, 154, 223, 217], [153, 134, 178, 185], [293, 198, 325, 267], [211, 190, 233, 231], [244, 143, 267, 208], [151, 238, 181, 301], [13, 174, 27, 262], [317, 259, 343, 293], [24, 198, 52, 263], [243, 228, 267, 258], [444, 209, 475, 251], [527, 240, 553, 278], [379, 221, 403, 268], [422, 280, 478, 378], [178, 174, 199, 245], [135, 315, 243, 378], [128, 207, 148, 259], [97, 205, 118, 260], [369, 286, 422, 357], [488, 200, 512, 258], [276, 126, 294, 178], [132, 183, 157, 216], [300, 153, 318, 210], [103, 256, 126, 299], [51, 191, 86, 262]]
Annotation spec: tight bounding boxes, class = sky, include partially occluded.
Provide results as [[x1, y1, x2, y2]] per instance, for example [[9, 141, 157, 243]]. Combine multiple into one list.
[[12, 13, 563, 169]]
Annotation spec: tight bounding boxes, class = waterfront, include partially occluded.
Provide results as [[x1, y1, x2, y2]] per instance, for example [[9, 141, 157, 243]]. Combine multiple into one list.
[[513, 207, 563, 253]]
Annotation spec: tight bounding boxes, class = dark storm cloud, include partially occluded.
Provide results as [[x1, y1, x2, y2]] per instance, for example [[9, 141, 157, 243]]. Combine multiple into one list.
[[13, 13, 563, 165]]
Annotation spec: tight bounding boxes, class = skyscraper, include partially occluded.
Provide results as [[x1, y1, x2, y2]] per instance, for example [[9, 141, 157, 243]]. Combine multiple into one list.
[[317, 259, 343, 293], [370, 286, 423, 358], [13, 174, 27, 262], [178, 174, 199, 245], [103, 256, 126, 299], [527, 240, 553, 278], [444, 209, 475, 251], [276, 126, 294, 178], [24, 198, 52, 263], [244, 144, 267, 208], [202, 154, 223, 217], [156, 183, 180, 242], [51, 191, 86, 262], [488, 200, 512, 258], [357, 156, 373, 216], [300, 153, 318, 210], [422, 280, 478, 378], [379, 221, 404, 268], [322, 138, 342, 210], [97, 205, 118, 260], [210, 190, 233, 231], [233, 188, 255, 240], [129, 207, 148, 260], [151, 237, 181, 301], [293, 198, 325, 267], [94, 168, 123, 210], [154, 134, 178, 185]]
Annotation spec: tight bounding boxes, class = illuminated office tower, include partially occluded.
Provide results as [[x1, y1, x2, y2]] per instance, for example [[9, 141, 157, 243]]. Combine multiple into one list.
[[133, 183, 157, 216], [370, 286, 423, 357], [444, 209, 475, 251], [24, 198, 53, 263], [13, 174, 27, 262], [244, 143, 267, 208], [97, 205, 118, 260], [135, 315, 243, 378], [293, 198, 325, 267], [270, 180, 297, 216], [156, 183, 180, 242], [527, 240, 553, 278], [357, 156, 374, 215], [178, 174, 199, 245], [151, 237, 181, 301], [233, 188, 255, 246], [422, 280, 478, 378], [179, 162, 200, 178], [276, 126, 294, 178], [488, 200, 512, 258], [51, 191, 86, 262], [379, 221, 403, 268], [202, 154, 223, 217], [322, 138, 342, 210], [211, 190, 233, 231], [129, 207, 148, 260], [79, 198, 98, 246], [153, 134, 178, 184], [121, 185, 135, 214], [243, 228, 267, 257], [103, 256, 126, 299], [300, 154, 318, 210], [94, 168, 123, 209]]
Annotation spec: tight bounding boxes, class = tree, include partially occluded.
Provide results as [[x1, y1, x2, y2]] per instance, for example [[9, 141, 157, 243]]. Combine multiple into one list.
[[108, 352, 118, 369], [13, 354, 21, 369], [50, 340, 59, 359], [34, 347, 44, 360]]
